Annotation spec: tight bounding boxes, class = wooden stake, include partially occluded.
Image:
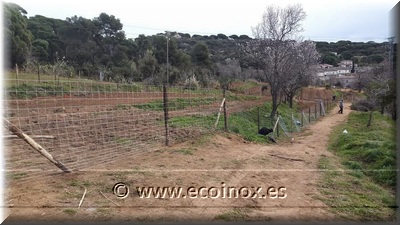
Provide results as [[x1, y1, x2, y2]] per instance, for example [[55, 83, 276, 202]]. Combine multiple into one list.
[[78, 186, 87, 208], [268, 153, 304, 162], [100, 191, 120, 206], [4, 118, 71, 173], [273, 116, 280, 132], [15, 63, 19, 85], [214, 98, 226, 129]]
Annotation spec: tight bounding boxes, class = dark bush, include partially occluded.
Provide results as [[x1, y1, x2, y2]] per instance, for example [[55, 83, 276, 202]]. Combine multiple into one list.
[[350, 99, 374, 112]]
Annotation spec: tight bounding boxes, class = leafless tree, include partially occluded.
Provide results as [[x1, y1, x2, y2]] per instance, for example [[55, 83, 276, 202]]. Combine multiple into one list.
[[215, 58, 242, 89], [282, 40, 320, 108], [363, 60, 396, 125], [240, 4, 309, 117], [252, 4, 306, 41]]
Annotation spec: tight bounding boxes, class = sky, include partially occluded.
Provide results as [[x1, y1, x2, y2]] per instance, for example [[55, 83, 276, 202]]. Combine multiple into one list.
[[3, 0, 400, 43]]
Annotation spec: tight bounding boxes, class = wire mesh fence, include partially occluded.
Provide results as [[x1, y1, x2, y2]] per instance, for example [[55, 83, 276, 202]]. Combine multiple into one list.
[[272, 98, 336, 139], [3, 79, 338, 184], [3, 79, 268, 183]]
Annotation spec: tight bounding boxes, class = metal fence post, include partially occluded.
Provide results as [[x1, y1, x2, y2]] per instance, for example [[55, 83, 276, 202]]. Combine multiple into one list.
[[315, 104, 317, 121], [163, 84, 169, 146], [319, 100, 322, 116], [257, 107, 260, 132], [308, 107, 311, 125]]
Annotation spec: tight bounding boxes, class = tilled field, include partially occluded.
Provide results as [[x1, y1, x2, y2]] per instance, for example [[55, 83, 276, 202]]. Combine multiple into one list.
[[4, 91, 269, 184]]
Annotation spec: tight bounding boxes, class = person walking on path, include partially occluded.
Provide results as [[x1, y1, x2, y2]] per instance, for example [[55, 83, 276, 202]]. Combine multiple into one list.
[[338, 100, 343, 114]]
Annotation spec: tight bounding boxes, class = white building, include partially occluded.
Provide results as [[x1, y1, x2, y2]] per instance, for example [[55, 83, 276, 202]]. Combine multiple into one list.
[[316, 67, 351, 80], [338, 60, 353, 68]]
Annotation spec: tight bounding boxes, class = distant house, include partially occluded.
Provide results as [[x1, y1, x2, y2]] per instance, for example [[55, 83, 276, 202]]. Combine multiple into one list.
[[315, 67, 351, 80], [338, 60, 353, 68], [317, 64, 334, 69], [331, 75, 358, 88], [173, 33, 181, 39]]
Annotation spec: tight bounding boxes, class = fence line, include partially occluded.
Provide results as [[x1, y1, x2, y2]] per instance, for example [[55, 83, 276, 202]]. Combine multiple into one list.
[[4, 79, 336, 183]]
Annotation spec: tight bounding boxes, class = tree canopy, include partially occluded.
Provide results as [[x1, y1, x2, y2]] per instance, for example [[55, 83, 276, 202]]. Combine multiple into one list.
[[4, 2, 389, 88]]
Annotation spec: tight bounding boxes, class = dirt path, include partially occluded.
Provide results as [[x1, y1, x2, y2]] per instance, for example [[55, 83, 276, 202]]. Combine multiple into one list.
[[5, 103, 352, 222]]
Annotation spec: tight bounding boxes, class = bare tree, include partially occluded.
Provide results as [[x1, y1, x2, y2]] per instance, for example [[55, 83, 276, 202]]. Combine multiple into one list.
[[252, 4, 306, 41], [364, 60, 396, 126], [282, 40, 320, 108], [241, 4, 308, 117], [215, 58, 242, 89]]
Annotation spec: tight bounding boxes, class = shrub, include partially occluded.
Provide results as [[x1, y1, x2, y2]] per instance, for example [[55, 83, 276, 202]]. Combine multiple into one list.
[[350, 99, 374, 112], [183, 74, 200, 90]]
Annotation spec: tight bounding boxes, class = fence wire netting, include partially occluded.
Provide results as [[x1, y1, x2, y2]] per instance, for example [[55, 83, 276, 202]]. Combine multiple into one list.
[[4, 78, 339, 185], [4, 79, 273, 183]]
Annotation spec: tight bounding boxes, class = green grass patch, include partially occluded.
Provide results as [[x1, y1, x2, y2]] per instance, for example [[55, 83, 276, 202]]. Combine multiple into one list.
[[114, 137, 132, 145], [318, 111, 396, 220], [169, 115, 216, 128], [172, 148, 196, 155], [6, 83, 66, 99], [229, 81, 259, 94], [115, 104, 132, 110], [328, 111, 396, 188], [317, 155, 396, 220], [167, 86, 221, 95], [228, 102, 299, 142], [6, 172, 28, 180], [168, 101, 299, 143], [225, 92, 261, 101], [69, 179, 92, 187], [215, 209, 248, 221], [5, 72, 142, 99], [331, 89, 343, 99], [63, 208, 77, 216], [5, 72, 86, 84]]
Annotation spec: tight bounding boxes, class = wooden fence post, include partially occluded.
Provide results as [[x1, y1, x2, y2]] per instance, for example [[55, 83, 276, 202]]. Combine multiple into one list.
[[223, 88, 227, 131], [15, 63, 19, 85], [4, 118, 71, 173], [276, 111, 279, 137]]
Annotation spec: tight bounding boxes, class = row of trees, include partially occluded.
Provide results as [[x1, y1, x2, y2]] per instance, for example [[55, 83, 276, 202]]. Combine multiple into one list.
[[317, 40, 388, 66], [352, 60, 397, 121], [5, 3, 394, 120], [4, 2, 230, 87]]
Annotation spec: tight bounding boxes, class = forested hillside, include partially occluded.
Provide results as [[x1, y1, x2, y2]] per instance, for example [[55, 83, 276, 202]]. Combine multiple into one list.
[[4, 2, 390, 87]]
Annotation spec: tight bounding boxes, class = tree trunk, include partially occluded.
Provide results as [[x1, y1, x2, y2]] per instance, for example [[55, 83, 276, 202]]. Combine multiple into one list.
[[367, 110, 373, 127], [271, 93, 278, 118], [37, 63, 40, 83], [392, 102, 396, 120], [288, 92, 294, 108]]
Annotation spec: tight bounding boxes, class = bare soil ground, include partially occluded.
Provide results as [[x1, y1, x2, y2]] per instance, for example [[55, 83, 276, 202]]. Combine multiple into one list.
[[4, 102, 352, 222]]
